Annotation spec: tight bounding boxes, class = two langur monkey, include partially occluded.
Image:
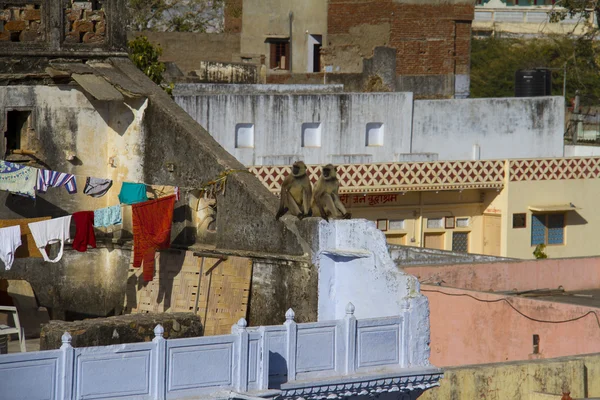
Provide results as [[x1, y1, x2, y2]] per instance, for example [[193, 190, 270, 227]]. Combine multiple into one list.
[[276, 161, 352, 222]]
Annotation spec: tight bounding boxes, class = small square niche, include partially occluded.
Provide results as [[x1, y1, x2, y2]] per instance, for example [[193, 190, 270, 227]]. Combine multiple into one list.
[[366, 123, 385, 147], [235, 123, 254, 148], [302, 123, 322, 148]]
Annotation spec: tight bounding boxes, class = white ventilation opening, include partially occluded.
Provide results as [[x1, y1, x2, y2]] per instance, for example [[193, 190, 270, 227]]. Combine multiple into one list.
[[235, 123, 254, 148], [366, 123, 384, 146], [302, 123, 322, 147]]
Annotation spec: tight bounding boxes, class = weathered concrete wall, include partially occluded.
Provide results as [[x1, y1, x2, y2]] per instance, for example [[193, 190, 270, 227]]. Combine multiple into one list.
[[40, 312, 203, 350], [239, 0, 327, 73], [391, 245, 513, 267], [248, 259, 317, 326], [423, 285, 600, 367], [190, 61, 258, 84], [421, 352, 600, 400], [564, 144, 600, 157], [174, 83, 345, 95], [128, 32, 241, 74], [0, 246, 130, 319], [175, 92, 414, 166], [405, 257, 600, 292], [175, 90, 566, 164], [412, 96, 565, 160], [304, 219, 431, 368]]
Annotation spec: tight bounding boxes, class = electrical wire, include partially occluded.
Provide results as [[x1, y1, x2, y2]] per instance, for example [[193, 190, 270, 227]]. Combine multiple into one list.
[[421, 288, 600, 329]]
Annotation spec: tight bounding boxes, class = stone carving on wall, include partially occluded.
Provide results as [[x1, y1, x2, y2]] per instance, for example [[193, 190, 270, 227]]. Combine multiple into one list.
[[0, 4, 44, 42], [64, 0, 105, 44]]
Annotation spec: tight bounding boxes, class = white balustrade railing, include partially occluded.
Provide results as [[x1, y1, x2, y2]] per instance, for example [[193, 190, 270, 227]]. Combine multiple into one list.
[[0, 303, 416, 400]]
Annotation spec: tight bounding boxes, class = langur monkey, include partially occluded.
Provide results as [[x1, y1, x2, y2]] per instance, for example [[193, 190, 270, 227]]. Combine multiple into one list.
[[276, 161, 313, 220], [312, 164, 351, 222]]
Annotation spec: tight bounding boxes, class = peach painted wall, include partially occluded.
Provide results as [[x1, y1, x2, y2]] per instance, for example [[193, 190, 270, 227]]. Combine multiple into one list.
[[424, 285, 600, 367], [406, 257, 600, 292]]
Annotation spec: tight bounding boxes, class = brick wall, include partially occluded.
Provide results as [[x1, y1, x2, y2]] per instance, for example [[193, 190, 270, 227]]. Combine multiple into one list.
[[0, 4, 43, 42], [327, 0, 475, 76]]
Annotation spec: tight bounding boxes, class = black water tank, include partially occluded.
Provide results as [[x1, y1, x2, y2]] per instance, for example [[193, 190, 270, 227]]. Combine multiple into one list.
[[515, 69, 552, 97]]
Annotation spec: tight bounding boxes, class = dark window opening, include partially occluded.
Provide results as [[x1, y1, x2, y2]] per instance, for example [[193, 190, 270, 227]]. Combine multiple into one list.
[[269, 41, 289, 70], [513, 213, 526, 228], [533, 334, 540, 354], [313, 43, 321, 72], [4, 110, 31, 156]]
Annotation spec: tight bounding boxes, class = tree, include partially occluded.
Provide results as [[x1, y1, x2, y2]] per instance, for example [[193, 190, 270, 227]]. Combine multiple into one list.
[[128, 0, 224, 32], [548, 0, 600, 31], [128, 35, 166, 85]]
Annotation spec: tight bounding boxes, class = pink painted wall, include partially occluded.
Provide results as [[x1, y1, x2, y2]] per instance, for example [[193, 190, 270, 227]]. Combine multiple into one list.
[[424, 285, 600, 367], [406, 257, 600, 292]]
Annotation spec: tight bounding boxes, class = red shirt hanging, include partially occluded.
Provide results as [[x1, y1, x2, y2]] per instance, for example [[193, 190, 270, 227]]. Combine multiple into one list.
[[132, 195, 176, 281], [72, 211, 96, 252]]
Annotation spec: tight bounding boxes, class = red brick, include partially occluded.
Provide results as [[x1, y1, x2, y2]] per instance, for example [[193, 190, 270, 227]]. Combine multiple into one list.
[[66, 9, 82, 21], [82, 32, 104, 44], [21, 9, 41, 21], [73, 20, 93, 33], [64, 31, 80, 43], [4, 20, 26, 31], [95, 20, 106, 35], [0, 31, 9, 41]]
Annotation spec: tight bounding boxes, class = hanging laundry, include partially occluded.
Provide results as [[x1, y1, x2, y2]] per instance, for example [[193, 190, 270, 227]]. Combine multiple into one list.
[[36, 170, 77, 194], [83, 177, 113, 198], [72, 211, 96, 252], [146, 185, 179, 200], [0, 225, 21, 270], [118, 182, 148, 205], [28, 216, 72, 263], [93, 205, 122, 227], [132, 195, 176, 281], [0, 161, 38, 198], [0, 217, 52, 258]]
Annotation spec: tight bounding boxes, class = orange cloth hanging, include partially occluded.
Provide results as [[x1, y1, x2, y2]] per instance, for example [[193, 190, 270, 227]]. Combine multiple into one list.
[[132, 195, 176, 281]]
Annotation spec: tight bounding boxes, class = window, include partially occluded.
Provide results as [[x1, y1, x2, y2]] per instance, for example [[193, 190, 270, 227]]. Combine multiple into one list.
[[531, 213, 565, 246], [302, 123, 321, 147], [4, 110, 32, 156], [235, 123, 254, 148], [269, 41, 289, 70], [389, 219, 405, 231], [452, 232, 469, 253], [456, 217, 470, 228], [366, 123, 384, 147], [513, 213, 526, 228], [376, 219, 388, 231], [427, 217, 443, 229]]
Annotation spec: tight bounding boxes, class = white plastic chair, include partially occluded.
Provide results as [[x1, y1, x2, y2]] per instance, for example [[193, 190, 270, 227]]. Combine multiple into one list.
[[0, 305, 26, 353]]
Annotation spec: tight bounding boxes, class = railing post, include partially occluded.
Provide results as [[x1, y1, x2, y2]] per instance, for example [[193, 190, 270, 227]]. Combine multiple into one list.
[[344, 303, 356, 375], [152, 325, 167, 400], [258, 326, 269, 391], [59, 332, 74, 400], [234, 318, 249, 392], [284, 308, 297, 382], [400, 299, 410, 368]]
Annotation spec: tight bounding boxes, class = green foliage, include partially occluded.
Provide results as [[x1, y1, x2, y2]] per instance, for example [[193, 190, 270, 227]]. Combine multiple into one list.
[[128, 0, 224, 32], [533, 244, 548, 259], [128, 35, 166, 85], [471, 36, 600, 106]]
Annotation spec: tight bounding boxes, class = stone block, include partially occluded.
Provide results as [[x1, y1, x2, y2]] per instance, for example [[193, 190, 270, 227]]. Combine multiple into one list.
[[29, 21, 41, 33], [73, 20, 93, 33], [66, 9, 82, 21], [64, 31, 80, 43], [82, 32, 104, 44], [40, 312, 203, 350], [0, 31, 9, 41], [19, 29, 40, 42], [4, 20, 26, 32], [95, 20, 105, 35], [85, 10, 104, 22], [21, 9, 41, 21], [0, 10, 10, 21]]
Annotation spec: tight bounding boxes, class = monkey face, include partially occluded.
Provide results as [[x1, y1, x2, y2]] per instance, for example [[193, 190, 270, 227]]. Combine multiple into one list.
[[292, 161, 307, 177], [322, 164, 337, 180]]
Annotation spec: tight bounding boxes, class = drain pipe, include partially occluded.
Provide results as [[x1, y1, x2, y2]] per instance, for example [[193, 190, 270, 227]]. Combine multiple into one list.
[[289, 11, 293, 72]]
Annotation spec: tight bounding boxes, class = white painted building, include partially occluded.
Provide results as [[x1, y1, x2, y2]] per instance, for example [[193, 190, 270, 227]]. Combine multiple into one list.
[[174, 84, 565, 165]]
